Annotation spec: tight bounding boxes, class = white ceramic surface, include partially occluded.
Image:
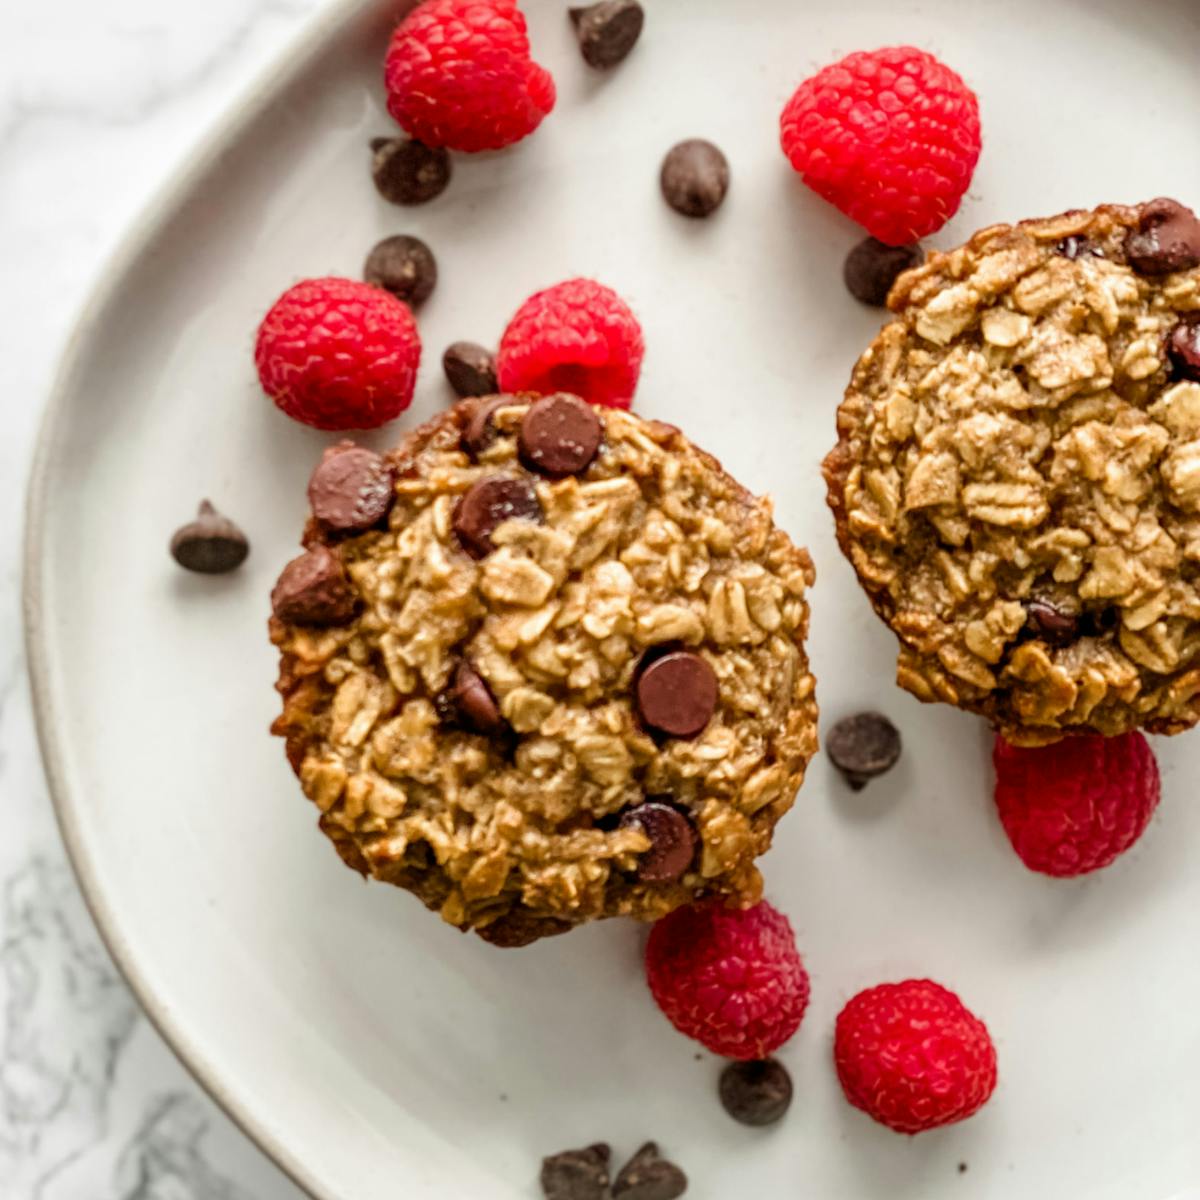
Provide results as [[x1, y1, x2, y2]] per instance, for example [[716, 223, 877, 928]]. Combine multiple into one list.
[[24, 0, 1200, 1196]]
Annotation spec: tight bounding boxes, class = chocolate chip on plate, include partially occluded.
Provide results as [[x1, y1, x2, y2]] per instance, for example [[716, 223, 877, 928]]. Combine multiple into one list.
[[451, 660, 505, 733], [169, 501, 249, 574], [270, 544, 357, 625], [826, 711, 901, 790], [443, 341, 499, 399], [1125, 197, 1200, 274], [612, 1143, 687, 1200], [1025, 597, 1080, 644], [540, 1143, 612, 1200], [519, 394, 603, 476], [660, 139, 730, 219], [307, 443, 395, 531], [843, 237, 923, 307], [634, 650, 718, 739], [1168, 315, 1200, 381], [569, 0, 644, 69], [453, 476, 543, 558], [718, 1059, 794, 1127], [363, 234, 438, 306], [618, 802, 698, 883], [370, 136, 451, 206]]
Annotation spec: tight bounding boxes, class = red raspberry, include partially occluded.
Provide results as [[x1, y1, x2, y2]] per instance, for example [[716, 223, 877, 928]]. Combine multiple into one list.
[[779, 46, 981, 246], [644, 901, 810, 1061], [992, 732, 1160, 878], [254, 278, 421, 431], [835, 979, 997, 1135], [384, 0, 556, 153], [497, 278, 644, 409]]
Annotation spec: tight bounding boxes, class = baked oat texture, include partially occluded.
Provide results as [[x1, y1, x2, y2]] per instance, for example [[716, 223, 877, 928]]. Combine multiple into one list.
[[825, 201, 1200, 743], [272, 398, 818, 946]]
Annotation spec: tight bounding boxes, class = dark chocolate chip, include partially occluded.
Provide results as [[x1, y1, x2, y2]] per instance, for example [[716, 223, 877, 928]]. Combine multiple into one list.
[[1125, 198, 1200, 275], [169, 501, 249, 574], [634, 650, 718, 739], [463, 396, 517, 458], [826, 712, 901, 790], [718, 1058, 793, 1127], [1082, 606, 1120, 638], [540, 1144, 611, 1200], [363, 234, 437, 306], [1025, 597, 1080, 644], [618, 802, 698, 883], [1054, 235, 1104, 261], [843, 237, 923, 307], [451, 660, 505, 734], [307, 443, 395, 531], [478, 910, 574, 948], [270, 545, 357, 625], [569, 0, 644, 69], [612, 1143, 687, 1200], [519, 394, 603, 476], [659, 139, 730, 219], [444, 341, 499, 398], [370, 136, 451, 206], [1168, 315, 1200, 381], [453, 476, 543, 558]]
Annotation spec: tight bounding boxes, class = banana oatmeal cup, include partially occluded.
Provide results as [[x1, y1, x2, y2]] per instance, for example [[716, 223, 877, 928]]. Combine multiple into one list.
[[271, 395, 818, 946]]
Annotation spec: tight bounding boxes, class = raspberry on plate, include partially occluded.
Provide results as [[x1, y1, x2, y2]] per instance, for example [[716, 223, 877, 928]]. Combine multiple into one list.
[[497, 278, 644, 409], [254, 277, 421, 431], [993, 732, 1161, 877], [384, 0, 556, 153], [644, 901, 810, 1060], [780, 45, 981, 245], [835, 979, 997, 1135]]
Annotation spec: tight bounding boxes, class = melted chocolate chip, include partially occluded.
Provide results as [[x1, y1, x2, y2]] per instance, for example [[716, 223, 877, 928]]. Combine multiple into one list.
[[1168, 315, 1200, 381], [618, 802, 697, 883], [451, 661, 504, 733], [718, 1059, 794, 1127], [169, 501, 249, 573], [463, 396, 517, 458], [612, 1143, 687, 1200], [826, 712, 901, 790], [307, 443, 395, 531], [1125, 198, 1200, 275], [444, 341, 499, 398], [369, 136, 451, 206], [1026, 597, 1080, 644], [270, 545, 357, 625], [519, 394, 603, 476], [634, 650, 718, 739], [453, 477, 543, 558], [568, 0, 644, 69]]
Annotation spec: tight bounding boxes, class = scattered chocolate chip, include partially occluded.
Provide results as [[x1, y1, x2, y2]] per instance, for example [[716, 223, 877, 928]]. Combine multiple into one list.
[[270, 545, 357, 625], [444, 341, 499, 398], [634, 650, 718, 739], [363, 234, 437, 306], [659, 139, 730, 219], [718, 1059, 793, 1127], [1168, 315, 1200, 381], [612, 1143, 687, 1200], [540, 1143, 611, 1200], [843, 237, 923, 307], [453, 476, 543, 558], [1054, 235, 1104, 261], [370, 136, 451, 206], [826, 712, 901, 790], [1025, 597, 1079, 644], [569, 0, 644, 69], [463, 396, 516, 458], [1125, 197, 1200, 275], [451, 660, 505, 733], [307, 443, 395, 531], [618, 802, 698, 883], [169, 501, 249, 574], [519, 394, 603, 476]]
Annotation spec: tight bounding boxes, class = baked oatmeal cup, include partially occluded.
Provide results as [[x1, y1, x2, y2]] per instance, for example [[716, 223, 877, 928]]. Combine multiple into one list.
[[271, 395, 818, 946], [825, 199, 1200, 744]]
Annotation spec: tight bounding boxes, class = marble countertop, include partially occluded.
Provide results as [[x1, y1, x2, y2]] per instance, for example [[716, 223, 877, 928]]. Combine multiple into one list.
[[1, 1, 327, 1194]]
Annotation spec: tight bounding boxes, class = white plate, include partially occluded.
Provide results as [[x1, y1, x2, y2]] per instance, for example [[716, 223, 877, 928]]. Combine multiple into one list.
[[24, 0, 1200, 1196]]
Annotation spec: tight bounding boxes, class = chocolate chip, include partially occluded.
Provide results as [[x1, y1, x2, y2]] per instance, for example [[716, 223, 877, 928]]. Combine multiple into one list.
[[634, 650, 718, 739], [1125, 198, 1200, 275], [451, 660, 505, 733], [443, 341, 499, 398], [270, 545, 357, 625], [519, 394, 603, 476], [1025, 597, 1079, 644], [169, 501, 249, 574], [1082, 606, 1121, 638], [1055, 235, 1104, 261], [826, 712, 901, 790], [660, 139, 730, 219], [462, 396, 515, 458], [843, 237, 923, 307], [1168, 315, 1200, 381], [479, 910, 573, 948], [363, 235, 437, 306], [370, 136, 451, 206], [307, 443, 395, 531], [618, 802, 697, 883], [540, 1144, 611, 1200], [569, 0, 644, 69], [718, 1059, 793, 1127], [612, 1143, 687, 1200], [453, 476, 542, 558]]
